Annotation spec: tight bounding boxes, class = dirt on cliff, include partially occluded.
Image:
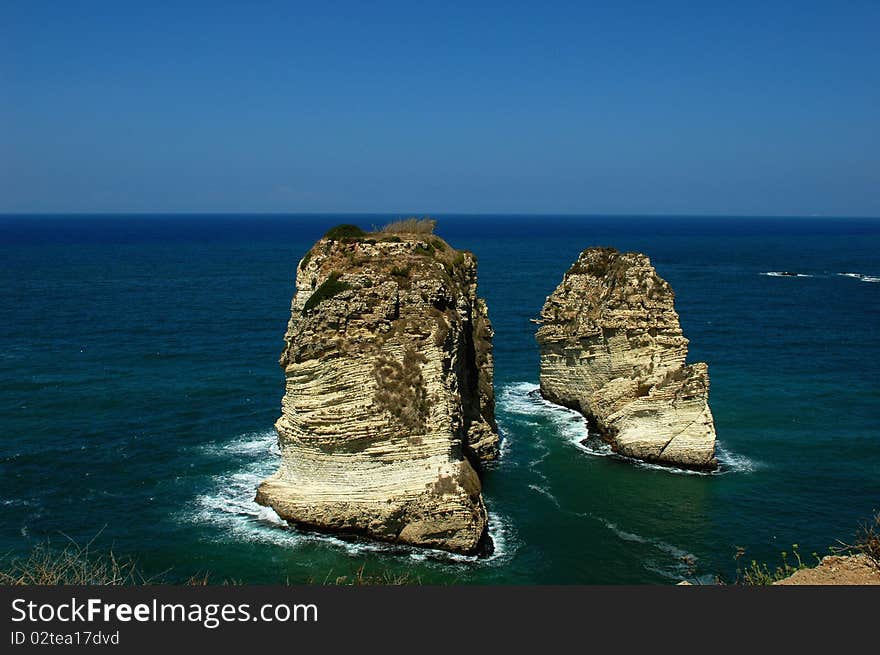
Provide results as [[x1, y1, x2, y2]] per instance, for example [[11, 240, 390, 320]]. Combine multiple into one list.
[[774, 555, 880, 585]]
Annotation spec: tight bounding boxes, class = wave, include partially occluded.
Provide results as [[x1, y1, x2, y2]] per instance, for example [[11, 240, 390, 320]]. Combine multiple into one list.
[[761, 271, 813, 278], [837, 272, 879, 283], [498, 382, 590, 447], [715, 442, 762, 474], [573, 434, 615, 458], [182, 430, 516, 567], [199, 430, 280, 458], [582, 437, 760, 477], [494, 422, 514, 462]]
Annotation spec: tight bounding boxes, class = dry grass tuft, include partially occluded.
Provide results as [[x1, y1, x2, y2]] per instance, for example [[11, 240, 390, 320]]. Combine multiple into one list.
[[1, 536, 414, 586], [834, 512, 880, 568], [0, 536, 150, 586], [316, 563, 420, 585], [378, 217, 437, 235]]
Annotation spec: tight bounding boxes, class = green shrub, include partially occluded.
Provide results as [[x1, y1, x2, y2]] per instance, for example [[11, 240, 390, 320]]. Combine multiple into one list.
[[413, 242, 435, 257], [391, 265, 410, 278], [302, 271, 350, 314], [735, 544, 815, 585], [444, 251, 466, 275], [324, 224, 366, 240]]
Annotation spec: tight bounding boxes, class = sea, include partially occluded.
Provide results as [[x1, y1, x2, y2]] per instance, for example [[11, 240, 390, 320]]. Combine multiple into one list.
[[1, 214, 878, 584]]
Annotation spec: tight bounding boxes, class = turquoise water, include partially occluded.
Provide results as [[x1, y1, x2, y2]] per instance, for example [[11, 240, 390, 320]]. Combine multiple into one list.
[[1, 215, 878, 584]]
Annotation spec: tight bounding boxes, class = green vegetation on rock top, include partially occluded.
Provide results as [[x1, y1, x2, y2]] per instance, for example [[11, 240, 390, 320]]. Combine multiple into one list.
[[324, 224, 367, 240]]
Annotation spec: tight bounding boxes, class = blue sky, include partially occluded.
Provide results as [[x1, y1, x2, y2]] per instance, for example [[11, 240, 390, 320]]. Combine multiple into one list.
[[2, 1, 878, 215]]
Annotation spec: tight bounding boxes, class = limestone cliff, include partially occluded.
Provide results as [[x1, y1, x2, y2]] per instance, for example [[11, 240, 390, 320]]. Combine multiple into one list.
[[256, 224, 499, 554], [536, 247, 717, 470]]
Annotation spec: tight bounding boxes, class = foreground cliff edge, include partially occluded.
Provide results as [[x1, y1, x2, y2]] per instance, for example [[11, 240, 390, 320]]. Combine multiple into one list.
[[256, 221, 499, 554], [536, 247, 717, 470]]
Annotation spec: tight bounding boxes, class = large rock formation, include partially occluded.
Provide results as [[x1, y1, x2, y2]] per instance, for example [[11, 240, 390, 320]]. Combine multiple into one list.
[[256, 224, 499, 554], [536, 247, 717, 470]]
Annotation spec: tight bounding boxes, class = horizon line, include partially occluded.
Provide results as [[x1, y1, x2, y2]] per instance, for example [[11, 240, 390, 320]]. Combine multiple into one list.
[[2, 211, 880, 220]]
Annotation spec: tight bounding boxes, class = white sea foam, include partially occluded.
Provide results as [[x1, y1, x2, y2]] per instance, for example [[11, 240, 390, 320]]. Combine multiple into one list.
[[1, 498, 34, 507], [631, 460, 711, 476], [574, 435, 615, 458], [528, 450, 550, 468], [593, 517, 649, 544], [498, 382, 590, 446], [405, 509, 518, 567], [715, 442, 762, 474], [200, 430, 280, 457], [643, 561, 698, 582], [183, 430, 516, 566], [861, 276, 880, 283], [601, 440, 761, 477], [482, 510, 516, 566], [527, 484, 561, 508], [495, 422, 513, 461], [761, 271, 813, 278]]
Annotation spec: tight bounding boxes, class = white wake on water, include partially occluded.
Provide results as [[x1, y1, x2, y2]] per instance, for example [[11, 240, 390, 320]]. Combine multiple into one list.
[[760, 271, 880, 283], [527, 484, 561, 508], [838, 272, 880, 283], [761, 271, 813, 278], [568, 513, 700, 581]]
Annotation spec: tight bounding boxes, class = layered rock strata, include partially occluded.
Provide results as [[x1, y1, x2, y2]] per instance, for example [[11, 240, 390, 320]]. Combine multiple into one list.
[[256, 227, 499, 554], [536, 247, 717, 469]]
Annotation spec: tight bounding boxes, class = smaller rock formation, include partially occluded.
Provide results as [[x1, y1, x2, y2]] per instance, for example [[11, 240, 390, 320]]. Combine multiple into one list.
[[536, 247, 717, 470]]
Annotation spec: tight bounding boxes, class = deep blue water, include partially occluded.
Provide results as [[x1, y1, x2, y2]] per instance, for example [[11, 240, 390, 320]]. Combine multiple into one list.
[[1, 214, 878, 584]]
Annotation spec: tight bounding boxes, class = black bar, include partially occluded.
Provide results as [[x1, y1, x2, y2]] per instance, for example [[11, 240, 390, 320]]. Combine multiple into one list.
[[2, 585, 877, 651]]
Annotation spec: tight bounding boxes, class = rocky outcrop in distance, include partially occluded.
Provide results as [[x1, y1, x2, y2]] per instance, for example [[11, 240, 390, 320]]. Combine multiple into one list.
[[256, 222, 499, 554], [536, 247, 717, 470]]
